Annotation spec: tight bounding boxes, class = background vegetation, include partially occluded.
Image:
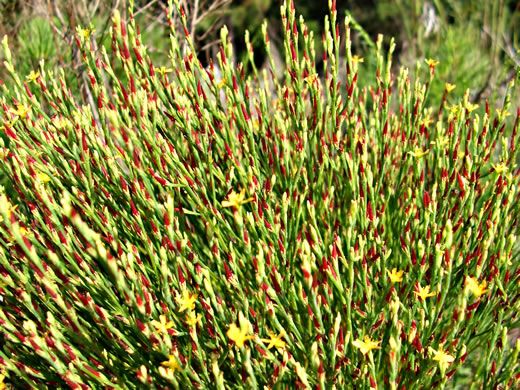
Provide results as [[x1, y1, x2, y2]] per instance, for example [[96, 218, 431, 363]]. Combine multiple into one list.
[[1, 0, 519, 107]]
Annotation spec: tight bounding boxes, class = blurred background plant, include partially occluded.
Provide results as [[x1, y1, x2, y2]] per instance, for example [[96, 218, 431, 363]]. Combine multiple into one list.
[[1, 0, 519, 105]]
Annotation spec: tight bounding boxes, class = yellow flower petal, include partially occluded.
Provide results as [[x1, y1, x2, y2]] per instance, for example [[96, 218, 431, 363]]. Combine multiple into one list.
[[445, 83, 456, 93], [431, 345, 454, 372], [26, 70, 40, 83], [185, 311, 202, 326], [154, 66, 173, 75], [227, 315, 254, 348], [386, 268, 404, 283], [465, 103, 479, 113], [222, 188, 253, 208], [160, 354, 181, 373], [261, 330, 286, 350], [414, 284, 436, 300], [175, 290, 197, 312], [151, 314, 175, 334], [425, 58, 440, 67], [491, 163, 508, 174], [352, 335, 381, 355], [408, 148, 429, 158], [465, 276, 489, 298]]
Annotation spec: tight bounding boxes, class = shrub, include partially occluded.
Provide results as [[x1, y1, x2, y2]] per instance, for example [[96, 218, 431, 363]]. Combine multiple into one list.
[[1, 0, 520, 388]]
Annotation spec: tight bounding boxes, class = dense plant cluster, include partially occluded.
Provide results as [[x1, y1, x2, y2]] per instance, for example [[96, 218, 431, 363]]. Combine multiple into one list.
[[0, 0, 520, 388]]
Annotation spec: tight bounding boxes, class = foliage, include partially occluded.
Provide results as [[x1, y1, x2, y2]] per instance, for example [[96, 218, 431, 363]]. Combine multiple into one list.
[[1, 0, 520, 389]]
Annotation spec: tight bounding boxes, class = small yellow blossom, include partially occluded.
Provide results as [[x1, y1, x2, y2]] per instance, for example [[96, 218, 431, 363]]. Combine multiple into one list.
[[222, 188, 253, 208], [465, 102, 479, 113], [261, 330, 286, 350], [448, 104, 460, 115], [431, 345, 454, 372], [10, 103, 31, 119], [445, 83, 456, 93], [53, 117, 69, 130], [496, 108, 511, 119], [0, 373, 6, 390], [154, 66, 172, 76], [386, 268, 404, 283], [36, 171, 50, 183], [414, 284, 436, 300], [352, 55, 364, 63], [77, 26, 95, 39], [465, 276, 489, 298], [175, 290, 197, 312], [185, 311, 202, 326], [304, 74, 317, 85], [217, 78, 227, 89], [419, 117, 434, 127], [160, 354, 181, 375], [425, 58, 440, 67], [151, 315, 175, 334], [408, 148, 429, 159], [431, 137, 449, 147], [227, 319, 254, 348], [1, 120, 17, 130], [26, 70, 40, 83], [352, 335, 381, 355], [491, 163, 508, 174]]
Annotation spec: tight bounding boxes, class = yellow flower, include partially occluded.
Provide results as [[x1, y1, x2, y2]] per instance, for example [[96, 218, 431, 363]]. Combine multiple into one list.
[[217, 77, 228, 89], [352, 55, 364, 63], [491, 163, 508, 174], [414, 284, 436, 300], [175, 290, 197, 312], [154, 66, 172, 76], [425, 58, 439, 67], [419, 117, 434, 127], [260, 330, 286, 350], [431, 137, 449, 147], [160, 354, 181, 374], [352, 335, 381, 355], [1, 120, 17, 130], [448, 104, 460, 115], [386, 268, 404, 283], [496, 108, 511, 120], [0, 373, 5, 389], [26, 70, 40, 83], [36, 171, 50, 183], [465, 276, 489, 298], [185, 311, 202, 326], [431, 345, 454, 372], [304, 74, 317, 85], [408, 148, 429, 159], [10, 103, 31, 119], [151, 315, 175, 334], [77, 26, 95, 39], [227, 320, 254, 348], [465, 102, 479, 113], [445, 83, 456, 93], [222, 188, 253, 208]]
